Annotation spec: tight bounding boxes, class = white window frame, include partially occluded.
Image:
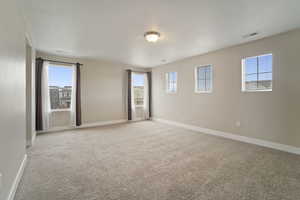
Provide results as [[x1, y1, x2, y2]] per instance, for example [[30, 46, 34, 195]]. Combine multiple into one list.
[[165, 72, 177, 94], [241, 53, 273, 92], [194, 65, 213, 93]]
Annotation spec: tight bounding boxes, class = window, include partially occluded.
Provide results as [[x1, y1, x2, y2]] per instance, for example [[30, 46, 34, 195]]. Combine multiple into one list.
[[132, 73, 144, 106], [242, 54, 272, 92], [48, 65, 73, 110], [166, 72, 177, 93], [195, 65, 212, 93]]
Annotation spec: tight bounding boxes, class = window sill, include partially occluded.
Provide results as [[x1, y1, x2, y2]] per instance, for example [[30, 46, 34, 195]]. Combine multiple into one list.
[[166, 91, 177, 94], [135, 105, 144, 108], [195, 90, 213, 94], [50, 109, 71, 112], [242, 89, 272, 93]]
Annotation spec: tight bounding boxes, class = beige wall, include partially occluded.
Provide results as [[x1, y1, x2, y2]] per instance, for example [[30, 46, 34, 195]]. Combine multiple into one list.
[[36, 52, 149, 127], [152, 29, 300, 148], [0, 0, 27, 199]]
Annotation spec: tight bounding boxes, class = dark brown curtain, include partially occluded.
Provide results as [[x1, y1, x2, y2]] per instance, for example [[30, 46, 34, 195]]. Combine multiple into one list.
[[76, 63, 82, 126], [127, 70, 132, 120], [35, 58, 44, 131], [147, 72, 152, 118]]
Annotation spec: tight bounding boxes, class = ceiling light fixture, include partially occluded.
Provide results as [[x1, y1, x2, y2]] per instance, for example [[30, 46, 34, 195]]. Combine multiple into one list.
[[144, 31, 160, 43]]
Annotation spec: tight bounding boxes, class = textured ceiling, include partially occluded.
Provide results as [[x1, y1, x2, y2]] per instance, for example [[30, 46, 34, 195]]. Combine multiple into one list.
[[22, 0, 300, 67]]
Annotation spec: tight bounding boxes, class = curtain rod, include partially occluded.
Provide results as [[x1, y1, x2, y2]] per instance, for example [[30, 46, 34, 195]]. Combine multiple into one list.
[[127, 69, 151, 73], [132, 71, 150, 73], [36, 57, 83, 66]]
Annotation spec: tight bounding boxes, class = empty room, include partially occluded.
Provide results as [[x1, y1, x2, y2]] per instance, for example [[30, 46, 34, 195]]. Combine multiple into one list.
[[1, 0, 300, 200]]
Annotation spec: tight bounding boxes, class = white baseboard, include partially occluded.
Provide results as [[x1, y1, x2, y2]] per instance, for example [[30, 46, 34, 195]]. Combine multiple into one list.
[[26, 131, 36, 147], [153, 118, 300, 155], [31, 131, 36, 146], [37, 126, 75, 134], [37, 119, 128, 134], [7, 154, 27, 200], [79, 119, 127, 129], [130, 118, 146, 122], [26, 140, 31, 148]]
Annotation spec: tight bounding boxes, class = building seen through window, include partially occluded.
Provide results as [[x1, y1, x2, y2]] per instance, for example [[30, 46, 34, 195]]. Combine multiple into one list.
[[132, 73, 144, 106], [48, 65, 73, 110]]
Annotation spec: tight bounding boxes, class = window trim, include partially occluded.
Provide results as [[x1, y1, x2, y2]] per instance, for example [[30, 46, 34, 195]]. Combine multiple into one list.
[[165, 72, 177, 94], [194, 65, 213, 94], [49, 62, 74, 68], [241, 53, 273, 92]]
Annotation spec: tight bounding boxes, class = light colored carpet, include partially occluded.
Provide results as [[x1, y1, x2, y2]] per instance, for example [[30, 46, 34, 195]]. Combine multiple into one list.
[[15, 121, 300, 200]]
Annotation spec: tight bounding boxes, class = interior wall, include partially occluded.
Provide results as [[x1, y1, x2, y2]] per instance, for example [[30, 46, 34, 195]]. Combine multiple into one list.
[[25, 40, 36, 146], [25, 41, 32, 145], [152, 29, 300, 148], [0, 0, 27, 199], [31, 48, 36, 143], [35, 52, 149, 128]]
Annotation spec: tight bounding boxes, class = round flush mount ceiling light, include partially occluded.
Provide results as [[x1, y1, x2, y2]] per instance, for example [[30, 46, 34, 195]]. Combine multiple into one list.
[[144, 31, 160, 43]]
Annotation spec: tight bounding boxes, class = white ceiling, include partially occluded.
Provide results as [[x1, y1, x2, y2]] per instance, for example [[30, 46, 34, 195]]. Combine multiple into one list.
[[22, 0, 300, 67]]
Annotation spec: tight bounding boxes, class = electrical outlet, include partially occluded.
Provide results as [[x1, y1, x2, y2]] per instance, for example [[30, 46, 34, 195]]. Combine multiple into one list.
[[236, 121, 241, 127]]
